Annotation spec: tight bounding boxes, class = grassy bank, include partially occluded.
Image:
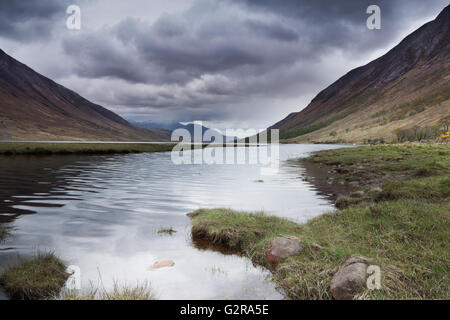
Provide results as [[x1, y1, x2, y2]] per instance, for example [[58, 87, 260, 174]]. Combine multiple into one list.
[[0, 142, 175, 155], [304, 144, 450, 207], [0, 252, 69, 300], [190, 144, 450, 299]]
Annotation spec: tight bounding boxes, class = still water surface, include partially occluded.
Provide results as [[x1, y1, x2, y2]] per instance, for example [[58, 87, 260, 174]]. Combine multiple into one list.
[[0, 144, 346, 299]]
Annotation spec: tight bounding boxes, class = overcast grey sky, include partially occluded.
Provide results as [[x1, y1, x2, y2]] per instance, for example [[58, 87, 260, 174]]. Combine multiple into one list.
[[0, 0, 448, 129]]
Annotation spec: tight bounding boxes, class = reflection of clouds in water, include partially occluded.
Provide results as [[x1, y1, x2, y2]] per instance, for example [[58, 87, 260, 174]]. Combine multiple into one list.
[[73, 245, 279, 300], [0, 144, 345, 299]]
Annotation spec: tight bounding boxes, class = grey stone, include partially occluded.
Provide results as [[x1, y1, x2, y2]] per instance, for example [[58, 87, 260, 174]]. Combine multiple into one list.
[[330, 255, 369, 300], [266, 236, 302, 264]]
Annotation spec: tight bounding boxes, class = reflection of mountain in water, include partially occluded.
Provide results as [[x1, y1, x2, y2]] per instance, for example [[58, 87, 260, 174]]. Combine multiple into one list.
[[0, 155, 106, 223]]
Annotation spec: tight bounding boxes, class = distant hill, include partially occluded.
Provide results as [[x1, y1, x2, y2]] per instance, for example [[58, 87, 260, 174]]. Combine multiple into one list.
[[137, 122, 237, 143], [177, 123, 236, 143], [0, 49, 167, 141], [270, 5, 450, 143]]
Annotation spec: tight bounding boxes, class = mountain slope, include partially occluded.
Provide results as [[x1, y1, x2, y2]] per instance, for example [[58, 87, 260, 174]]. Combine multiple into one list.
[[137, 125, 172, 140], [271, 5, 450, 143], [0, 49, 167, 141]]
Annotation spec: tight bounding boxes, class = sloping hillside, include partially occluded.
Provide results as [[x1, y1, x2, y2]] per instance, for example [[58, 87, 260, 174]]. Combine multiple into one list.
[[271, 5, 450, 143], [138, 125, 172, 140], [0, 49, 166, 141]]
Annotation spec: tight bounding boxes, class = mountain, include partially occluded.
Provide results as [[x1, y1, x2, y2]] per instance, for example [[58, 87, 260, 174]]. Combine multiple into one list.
[[137, 125, 172, 140], [179, 123, 238, 143], [138, 122, 237, 143], [0, 49, 168, 141], [271, 5, 450, 143]]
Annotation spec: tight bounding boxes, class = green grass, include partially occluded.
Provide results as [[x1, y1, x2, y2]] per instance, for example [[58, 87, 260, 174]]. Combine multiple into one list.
[[0, 142, 175, 155], [0, 252, 69, 300], [60, 282, 156, 300], [308, 144, 449, 171], [379, 176, 450, 201], [189, 144, 450, 299], [190, 209, 301, 251], [307, 144, 449, 186]]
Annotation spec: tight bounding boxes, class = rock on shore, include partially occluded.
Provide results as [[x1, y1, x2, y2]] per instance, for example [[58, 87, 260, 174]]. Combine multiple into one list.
[[266, 236, 303, 264], [330, 255, 369, 300]]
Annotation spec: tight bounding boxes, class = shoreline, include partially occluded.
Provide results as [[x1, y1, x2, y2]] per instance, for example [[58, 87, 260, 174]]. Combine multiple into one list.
[[0, 142, 175, 155], [0, 141, 273, 156], [189, 144, 450, 300]]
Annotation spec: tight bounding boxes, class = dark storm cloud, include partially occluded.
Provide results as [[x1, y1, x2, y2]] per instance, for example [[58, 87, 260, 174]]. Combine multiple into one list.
[[62, 1, 319, 89], [1, 0, 448, 127], [244, 20, 299, 42], [227, 0, 434, 24], [62, 31, 152, 83], [226, 0, 448, 49], [0, 0, 72, 41], [62, 0, 448, 85], [62, 13, 295, 84]]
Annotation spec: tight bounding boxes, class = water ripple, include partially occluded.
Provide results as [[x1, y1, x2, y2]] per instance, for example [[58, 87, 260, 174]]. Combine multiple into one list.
[[0, 144, 344, 299]]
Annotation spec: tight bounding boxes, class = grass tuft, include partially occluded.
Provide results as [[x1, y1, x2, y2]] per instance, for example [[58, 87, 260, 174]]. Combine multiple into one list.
[[157, 227, 177, 235], [0, 252, 69, 300], [60, 281, 156, 300], [191, 208, 301, 253]]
